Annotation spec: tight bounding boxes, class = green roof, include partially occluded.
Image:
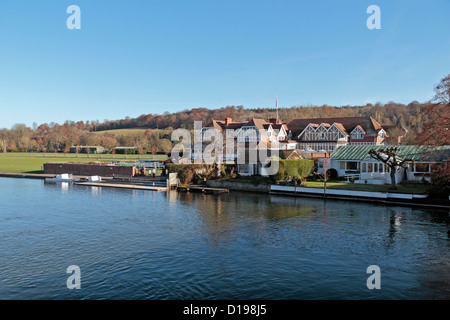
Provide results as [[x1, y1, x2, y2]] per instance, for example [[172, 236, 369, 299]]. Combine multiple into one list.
[[330, 145, 450, 162]]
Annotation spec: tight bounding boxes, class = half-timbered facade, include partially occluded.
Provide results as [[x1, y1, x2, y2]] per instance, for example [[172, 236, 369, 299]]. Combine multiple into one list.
[[287, 116, 386, 156]]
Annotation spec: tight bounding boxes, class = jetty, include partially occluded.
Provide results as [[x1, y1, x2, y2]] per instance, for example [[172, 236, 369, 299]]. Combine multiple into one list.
[[0, 172, 57, 179], [74, 181, 167, 191], [177, 185, 229, 195]]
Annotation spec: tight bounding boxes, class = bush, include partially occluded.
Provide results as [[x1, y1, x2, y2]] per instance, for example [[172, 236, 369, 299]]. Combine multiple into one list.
[[431, 162, 449, 192], [178, 166, 197, 184], [269, 159, 315, 183], [165, 163, 218, 184]]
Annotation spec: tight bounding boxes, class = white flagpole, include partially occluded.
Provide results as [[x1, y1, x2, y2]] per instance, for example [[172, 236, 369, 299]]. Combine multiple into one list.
[[276, 96, 279, 122]]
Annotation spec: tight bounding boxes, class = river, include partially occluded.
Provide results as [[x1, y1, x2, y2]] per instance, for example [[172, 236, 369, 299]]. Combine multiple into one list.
[[0, 177, 448, 299]]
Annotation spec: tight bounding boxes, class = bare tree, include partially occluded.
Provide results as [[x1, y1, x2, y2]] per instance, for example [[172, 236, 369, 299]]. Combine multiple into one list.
[[0, 129, 9, 152], [368, 147, 413, 189], [418, 74, 450, 146]]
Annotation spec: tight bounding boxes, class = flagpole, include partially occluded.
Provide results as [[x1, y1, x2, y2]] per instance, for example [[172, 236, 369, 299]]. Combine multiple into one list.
[[276, 96, 279, 122]]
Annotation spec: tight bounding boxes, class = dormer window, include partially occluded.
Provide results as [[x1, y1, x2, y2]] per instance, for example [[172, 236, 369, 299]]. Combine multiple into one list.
[[350, 126, 365, 140]]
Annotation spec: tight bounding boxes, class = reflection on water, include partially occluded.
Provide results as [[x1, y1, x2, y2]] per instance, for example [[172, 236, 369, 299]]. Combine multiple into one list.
[[0, 177, 449, 300]]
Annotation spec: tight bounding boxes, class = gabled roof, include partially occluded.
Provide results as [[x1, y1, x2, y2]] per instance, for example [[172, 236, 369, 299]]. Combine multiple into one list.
[[270, 123, 288, 131], [210, 118, 270, 133], [330, 145, 450, 162], [211, 119, 245, 132], [244, 118, 268, 131], [287, 116, 382, 138], [332, 123, 348, 135], [280, 149, 312, 160], [350, 125, 366, 134]]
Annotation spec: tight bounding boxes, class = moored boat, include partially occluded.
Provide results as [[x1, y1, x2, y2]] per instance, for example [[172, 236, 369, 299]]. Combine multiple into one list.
[[45, 173, 76, 183]]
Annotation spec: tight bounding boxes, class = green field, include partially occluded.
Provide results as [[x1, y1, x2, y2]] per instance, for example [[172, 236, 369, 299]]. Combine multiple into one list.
[[93, 128, 147, 136], [0, 152, 168, 173]]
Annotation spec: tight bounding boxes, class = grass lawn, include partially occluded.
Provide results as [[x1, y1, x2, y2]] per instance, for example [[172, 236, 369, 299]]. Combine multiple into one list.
[[302, 180, 431, 194], [94, 128, 173, 137], [0, 152, 168, 173], [93, 128, 147, 136]]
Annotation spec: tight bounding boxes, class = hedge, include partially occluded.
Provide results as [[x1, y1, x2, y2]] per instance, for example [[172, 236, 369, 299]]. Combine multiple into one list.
[[165, 163, 217, 184], [270, 159, 315, 182]]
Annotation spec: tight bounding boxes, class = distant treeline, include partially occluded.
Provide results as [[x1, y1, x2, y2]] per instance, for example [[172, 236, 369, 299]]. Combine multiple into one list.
[[0, 101, 430, 153], [94, 102, 427, 134]]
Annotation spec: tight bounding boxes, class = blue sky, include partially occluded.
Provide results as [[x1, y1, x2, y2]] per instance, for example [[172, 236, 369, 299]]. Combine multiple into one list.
[[0, 0, 449, 129]]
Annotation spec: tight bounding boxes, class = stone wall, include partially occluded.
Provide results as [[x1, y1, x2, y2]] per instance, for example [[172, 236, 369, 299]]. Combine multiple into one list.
[[206, 180, 270, 193], [44, 163, 136, 177]]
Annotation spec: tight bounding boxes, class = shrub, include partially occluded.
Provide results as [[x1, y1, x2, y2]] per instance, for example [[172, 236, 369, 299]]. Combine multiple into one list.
[[431, 162, 449, 191], [269, 159, 315, 183], [165, 163, 217, 184], [178, 166, 197, 184]]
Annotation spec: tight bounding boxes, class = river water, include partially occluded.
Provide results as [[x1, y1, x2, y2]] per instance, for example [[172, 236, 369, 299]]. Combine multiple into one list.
[[0, 177, 448, 299]]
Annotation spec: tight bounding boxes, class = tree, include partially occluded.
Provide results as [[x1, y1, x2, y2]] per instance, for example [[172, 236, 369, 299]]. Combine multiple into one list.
[[416, 74, 450, 191], [11, 124, 32, 151], [368, 147, 413, 189], [99, 134, 118, 151], [0, 129, 10, 152], [417, 74, 450, 146], [158, 139, 173, 154]]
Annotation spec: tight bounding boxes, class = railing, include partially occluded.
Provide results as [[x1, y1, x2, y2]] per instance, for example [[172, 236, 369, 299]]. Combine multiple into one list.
[[343, 173, 361, 182]]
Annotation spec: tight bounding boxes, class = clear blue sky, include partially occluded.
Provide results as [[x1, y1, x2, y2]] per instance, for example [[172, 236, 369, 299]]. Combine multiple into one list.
[[0, 0, 449, 129]]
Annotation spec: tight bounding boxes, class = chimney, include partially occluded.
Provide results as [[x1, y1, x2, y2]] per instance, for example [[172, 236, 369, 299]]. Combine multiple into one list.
[[225, 117, 232, 125], [269, 118, 281, 125]]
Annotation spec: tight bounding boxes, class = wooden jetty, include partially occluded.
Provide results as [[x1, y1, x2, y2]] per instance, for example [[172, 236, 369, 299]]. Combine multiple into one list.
[[177, 185, 229, 195], [75, 181, 167, 191]]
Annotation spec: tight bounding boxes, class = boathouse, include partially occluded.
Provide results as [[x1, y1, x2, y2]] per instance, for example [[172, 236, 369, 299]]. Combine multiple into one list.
[[319, 145, 450, 185]]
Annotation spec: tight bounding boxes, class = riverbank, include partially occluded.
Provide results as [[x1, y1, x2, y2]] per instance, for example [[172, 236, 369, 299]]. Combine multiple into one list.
[[0, 172, 167, 191], [206, 179, 450, 210], [1, 172, 448, 209], [0, 152, 167, 173]]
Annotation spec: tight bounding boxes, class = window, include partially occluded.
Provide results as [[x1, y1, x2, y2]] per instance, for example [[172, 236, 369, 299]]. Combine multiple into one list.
[[317, 145, 323, 151], [346, 162, 358, 170], [368, 163, 373, 172], [362, 163, 367, 172], [340, 162, 346, 170], [415, 163, 430, 173], [374, 163, 378, 172]]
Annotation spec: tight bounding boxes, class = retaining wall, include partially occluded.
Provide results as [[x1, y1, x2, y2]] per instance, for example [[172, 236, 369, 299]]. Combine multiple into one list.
[[44, 163, 136, 177], [206, 180, 270, 193]]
